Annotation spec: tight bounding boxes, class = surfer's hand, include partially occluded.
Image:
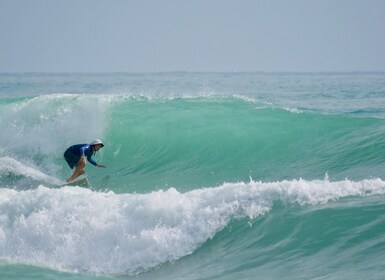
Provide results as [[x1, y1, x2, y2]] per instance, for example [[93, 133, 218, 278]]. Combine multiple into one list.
[[97, 164, 107, 168]]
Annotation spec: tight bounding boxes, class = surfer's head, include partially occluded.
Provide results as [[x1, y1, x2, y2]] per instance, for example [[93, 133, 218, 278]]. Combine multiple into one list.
[[90, 139, 104, 151]]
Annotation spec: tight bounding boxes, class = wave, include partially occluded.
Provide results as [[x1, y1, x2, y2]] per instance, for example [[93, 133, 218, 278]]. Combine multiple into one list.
[[1, 178, 384, 275], [1, 74, 385, 279], [107, 95, 385, 191], [1, 94, 385, 192]]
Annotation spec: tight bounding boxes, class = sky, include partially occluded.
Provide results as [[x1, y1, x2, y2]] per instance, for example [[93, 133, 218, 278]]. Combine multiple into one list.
[[1, 0, 385, 73]]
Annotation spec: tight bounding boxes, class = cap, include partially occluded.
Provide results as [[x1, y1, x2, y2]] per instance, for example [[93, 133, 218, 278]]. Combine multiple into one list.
[[90, 139, 104, 147]]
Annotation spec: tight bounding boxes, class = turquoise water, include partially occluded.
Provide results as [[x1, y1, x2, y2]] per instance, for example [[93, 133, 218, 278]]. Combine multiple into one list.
[[1, 73, 385, 279]]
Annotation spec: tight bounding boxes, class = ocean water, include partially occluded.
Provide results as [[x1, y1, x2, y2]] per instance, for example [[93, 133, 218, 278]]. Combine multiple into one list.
[[1, 72, 385, 279]]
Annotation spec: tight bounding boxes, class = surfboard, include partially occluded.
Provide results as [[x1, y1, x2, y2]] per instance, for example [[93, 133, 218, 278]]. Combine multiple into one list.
[[61, 176, 89, 187]]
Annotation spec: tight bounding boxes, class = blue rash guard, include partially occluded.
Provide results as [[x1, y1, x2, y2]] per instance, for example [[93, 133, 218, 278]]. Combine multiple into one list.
[[64, 144, 97, 169]]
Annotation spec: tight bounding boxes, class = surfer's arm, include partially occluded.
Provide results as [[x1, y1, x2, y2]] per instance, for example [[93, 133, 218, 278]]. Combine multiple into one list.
[[87, 153, 107, 167], [86, 154, 98, 166], [85, 152, 106, 167], [87, 156, 106, 168], [82, 145, 106, 167]]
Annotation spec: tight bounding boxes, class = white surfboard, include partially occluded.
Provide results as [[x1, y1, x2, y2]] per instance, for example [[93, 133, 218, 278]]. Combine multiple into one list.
[[61, 176, 89, 187]]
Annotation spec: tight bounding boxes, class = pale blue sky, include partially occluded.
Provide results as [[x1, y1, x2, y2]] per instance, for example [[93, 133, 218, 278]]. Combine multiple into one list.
[[1, 0, 384, 72]]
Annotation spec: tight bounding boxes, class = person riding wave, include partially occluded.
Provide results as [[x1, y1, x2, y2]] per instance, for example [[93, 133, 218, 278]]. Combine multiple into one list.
[[63, 139, 107, 182]]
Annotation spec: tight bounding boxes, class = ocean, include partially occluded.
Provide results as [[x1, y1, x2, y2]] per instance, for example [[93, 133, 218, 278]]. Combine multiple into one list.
[[1, 72, 385, 279]]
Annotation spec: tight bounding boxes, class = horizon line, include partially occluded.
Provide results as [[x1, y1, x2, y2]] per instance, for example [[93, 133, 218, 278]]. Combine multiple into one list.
[[1, 70, 385, 75]]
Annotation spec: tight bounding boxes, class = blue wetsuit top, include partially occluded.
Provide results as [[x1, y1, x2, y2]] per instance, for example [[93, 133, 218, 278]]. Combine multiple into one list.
[[67, 144, 98, 166]]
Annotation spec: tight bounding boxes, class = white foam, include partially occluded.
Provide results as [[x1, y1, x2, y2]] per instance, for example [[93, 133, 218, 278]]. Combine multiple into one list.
[[1, 178, 385, 275], [0, 156, 63, 185], [0, 94, 111, 175]]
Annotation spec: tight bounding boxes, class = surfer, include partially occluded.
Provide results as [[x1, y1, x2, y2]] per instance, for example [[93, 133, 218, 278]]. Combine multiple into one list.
[[63, 139, 107, 182]]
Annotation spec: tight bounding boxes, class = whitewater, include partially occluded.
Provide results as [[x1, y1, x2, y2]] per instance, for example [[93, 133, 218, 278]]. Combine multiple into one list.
[[1, 72, 385, 280]]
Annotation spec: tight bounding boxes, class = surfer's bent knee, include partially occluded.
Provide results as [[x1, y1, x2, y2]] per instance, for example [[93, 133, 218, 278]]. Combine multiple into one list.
[[76, 160, 86, 168]]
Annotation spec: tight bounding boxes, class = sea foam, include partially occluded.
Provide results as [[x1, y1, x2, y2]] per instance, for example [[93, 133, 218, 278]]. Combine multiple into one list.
[[1, 178, 385, 275]]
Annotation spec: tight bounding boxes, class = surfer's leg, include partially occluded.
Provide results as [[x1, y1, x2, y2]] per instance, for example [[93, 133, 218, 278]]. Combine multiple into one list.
[[67, 167, 84, 182], [67, 159, 86, 182]]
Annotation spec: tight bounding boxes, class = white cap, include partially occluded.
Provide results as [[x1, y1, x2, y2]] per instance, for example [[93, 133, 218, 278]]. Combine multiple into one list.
[[90, 139, 104, 147]]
